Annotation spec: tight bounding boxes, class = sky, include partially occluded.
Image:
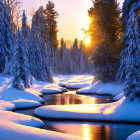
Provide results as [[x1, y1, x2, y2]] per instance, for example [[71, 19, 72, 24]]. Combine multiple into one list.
[[22, 0, 124, 41]]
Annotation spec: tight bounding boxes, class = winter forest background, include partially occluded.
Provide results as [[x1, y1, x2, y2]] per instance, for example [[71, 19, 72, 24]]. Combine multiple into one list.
[[0, 0, 140, 101]]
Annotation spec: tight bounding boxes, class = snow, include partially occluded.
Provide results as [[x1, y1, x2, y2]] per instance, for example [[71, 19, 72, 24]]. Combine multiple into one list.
[[77, 81, 124, 96], [113, 93, 124, 101], [30, 78, 66, 94], [11, 99, 41, 109], [0, 75, 44, 103], [0, 100, 15, 111], [0, 75, 70, 109], [35, 97, 140, 123], [127, 131, 140, 140], [0, 110, 44, 128], [54, 75, 93, 89], [0, 120, 83, 140]]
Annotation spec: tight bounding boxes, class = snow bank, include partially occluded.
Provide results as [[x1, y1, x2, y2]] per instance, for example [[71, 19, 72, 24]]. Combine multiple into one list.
[[30, 78, 66, 94], [127, 131, 140, 140], [77, 81, 124, 96], [11, 99, 41, 109], [0, 120, 83, 140], [0, 100, 15, 111], [35, 97, 140, 123], [54, 75, 93, 89], [0, 110, 44, 128], [0, 86, 44, 103], [0, 75, 44, 103], [113, 93, 124, 101]]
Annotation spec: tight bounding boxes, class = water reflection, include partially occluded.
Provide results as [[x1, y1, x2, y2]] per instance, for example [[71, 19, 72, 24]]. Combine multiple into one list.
[[15, 92, 140, 140], [43, 93, 112, 105], [83, 124, 91, 140], [43, 121, 140, 140]]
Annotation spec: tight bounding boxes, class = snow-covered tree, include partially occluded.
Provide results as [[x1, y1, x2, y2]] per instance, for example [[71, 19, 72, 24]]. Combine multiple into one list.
[[21, 10, 29, 38], [123, 2, 140, 101], [0, 0, 7, 72], [116, 0, 140, 81], [2, 3, 14, 61], [12, 28, 31, 89], [29, 16, 53, 83]]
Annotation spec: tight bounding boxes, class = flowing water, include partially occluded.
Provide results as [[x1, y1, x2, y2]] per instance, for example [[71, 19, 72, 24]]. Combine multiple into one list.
[[16, 90, 140, 140]]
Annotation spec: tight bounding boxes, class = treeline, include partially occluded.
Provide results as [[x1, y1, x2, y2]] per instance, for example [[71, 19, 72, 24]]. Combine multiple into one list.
[[0, 0, 92, 89], [54, 38, 92, 74]]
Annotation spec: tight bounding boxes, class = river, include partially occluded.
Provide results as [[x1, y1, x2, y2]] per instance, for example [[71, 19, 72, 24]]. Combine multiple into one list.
[[16, 90, 140, 140]]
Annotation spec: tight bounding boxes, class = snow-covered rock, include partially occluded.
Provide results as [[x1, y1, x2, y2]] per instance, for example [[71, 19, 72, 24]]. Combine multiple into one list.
[[77, 81, 124, 96], [35, 97, 140, 123]]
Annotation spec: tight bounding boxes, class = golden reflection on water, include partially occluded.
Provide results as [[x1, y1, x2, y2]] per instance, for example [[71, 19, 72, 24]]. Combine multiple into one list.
[[83, 124, 91, 140], [82, 124, 111, 140]]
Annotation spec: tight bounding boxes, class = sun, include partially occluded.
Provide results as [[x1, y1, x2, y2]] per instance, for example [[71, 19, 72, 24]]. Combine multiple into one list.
[[84, 35, 91, 46]]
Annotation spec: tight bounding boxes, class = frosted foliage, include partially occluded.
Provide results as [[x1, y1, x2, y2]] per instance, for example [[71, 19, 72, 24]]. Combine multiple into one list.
[[12, 28, 31, 89], [123, 2, 140, 101]]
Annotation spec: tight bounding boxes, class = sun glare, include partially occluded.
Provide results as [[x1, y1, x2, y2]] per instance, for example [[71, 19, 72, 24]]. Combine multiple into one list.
[[84, 35, 91, 46], [79, 14, 91, 41]]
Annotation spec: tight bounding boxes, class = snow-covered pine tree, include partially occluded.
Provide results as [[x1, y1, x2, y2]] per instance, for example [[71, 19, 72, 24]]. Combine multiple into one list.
[[29, 16, 53, 83], [29, 17, 45, 81], [70, 39, 80, 74], [61, 42, 68, 74], [79, 41, 86, 74], [124, 2, 140, 101], [21, 10, 29, 38], [12, 28, 31, 89], [0, 0, 8, 73], [122, 0, 137, 29], [116, 0, 140, 80], [2, 3, 14, 61], [46, 39, 54, 82]]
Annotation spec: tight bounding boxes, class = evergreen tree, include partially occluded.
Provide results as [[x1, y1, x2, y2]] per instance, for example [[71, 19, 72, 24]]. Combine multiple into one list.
[[29, 17, 53, 83], [12, 28, 31, 89], [2, 3, 14, 61], [0, 0, 8, 73], [88, 0, 121, 82], [123, 2, 140, 101], [116, 0, 140, 80], [34, 7, 47, 40], [122, 0, 137, 29], [21, 10, 29, 38], [44, 0, 59, 50]]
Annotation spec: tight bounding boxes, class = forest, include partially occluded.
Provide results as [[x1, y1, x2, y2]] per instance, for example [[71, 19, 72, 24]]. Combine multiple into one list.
[[0, 0, 140, 140]]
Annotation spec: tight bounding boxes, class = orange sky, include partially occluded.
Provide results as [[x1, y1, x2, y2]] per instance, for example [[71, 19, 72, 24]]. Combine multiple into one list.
[[22, 0, 124, 41]]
